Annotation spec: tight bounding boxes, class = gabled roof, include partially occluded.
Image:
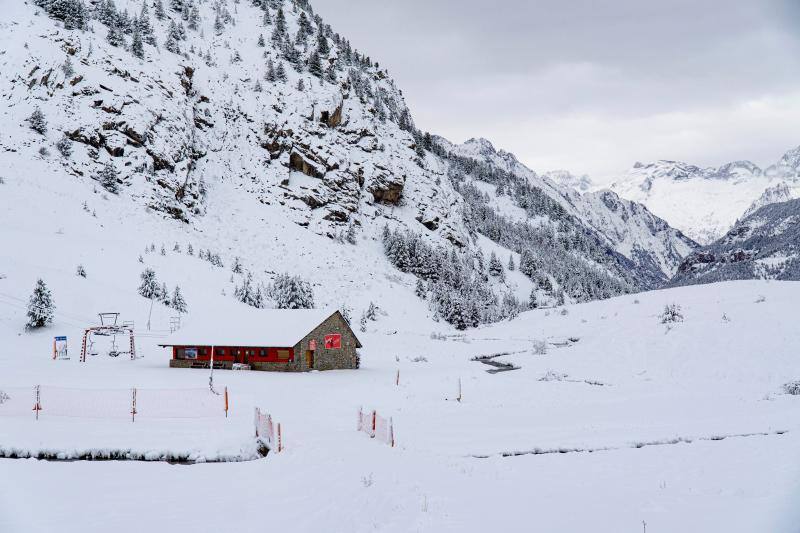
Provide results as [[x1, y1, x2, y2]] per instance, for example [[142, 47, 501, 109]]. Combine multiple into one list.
[[159, 308, 358, 348]]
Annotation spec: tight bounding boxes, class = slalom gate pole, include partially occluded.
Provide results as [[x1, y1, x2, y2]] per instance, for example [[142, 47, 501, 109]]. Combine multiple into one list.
[[224, 386, 229, 418]]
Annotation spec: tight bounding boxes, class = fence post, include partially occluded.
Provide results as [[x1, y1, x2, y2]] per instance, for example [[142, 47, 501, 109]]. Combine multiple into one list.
[[390, 417, 395, 448], [224, 386, 229, 418], [396, 369, 400, 386], [131, 387, 137, 423], [371, 410, 376, 438], [33, 385, 41, 420]]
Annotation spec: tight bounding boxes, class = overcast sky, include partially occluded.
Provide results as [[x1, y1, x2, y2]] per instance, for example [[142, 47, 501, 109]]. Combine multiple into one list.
[[312, 0, 800, 181]]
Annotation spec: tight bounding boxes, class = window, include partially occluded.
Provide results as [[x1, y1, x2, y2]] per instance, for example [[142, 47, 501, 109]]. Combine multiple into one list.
[[180, 347, 198, 360], [277, 349, 290, 360], [260, 349, 266, 356]]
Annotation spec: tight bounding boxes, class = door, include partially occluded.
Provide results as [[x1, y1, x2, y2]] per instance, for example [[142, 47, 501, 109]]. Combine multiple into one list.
[[306, 350, 314, 370]]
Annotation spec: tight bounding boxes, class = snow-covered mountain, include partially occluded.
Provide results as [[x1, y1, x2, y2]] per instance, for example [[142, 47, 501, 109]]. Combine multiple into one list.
[[544, 169, 594, 193], [1, 0, 698, 332], [670, 198, 800, 286], [611, 148, 800, 245], [440, 137, 697, 287]]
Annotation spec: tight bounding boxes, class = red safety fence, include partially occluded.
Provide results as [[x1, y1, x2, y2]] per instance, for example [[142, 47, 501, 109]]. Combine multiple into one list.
[[0, 385, 229, 421], [357, 407, 394, 447], [254, 407, 282, 452]]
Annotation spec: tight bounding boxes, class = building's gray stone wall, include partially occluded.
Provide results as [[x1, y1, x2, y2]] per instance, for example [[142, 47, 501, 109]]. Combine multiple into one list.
[[296, 311, 360, 371]]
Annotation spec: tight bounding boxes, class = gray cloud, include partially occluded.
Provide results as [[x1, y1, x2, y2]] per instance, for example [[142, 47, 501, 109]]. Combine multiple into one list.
[[312, 0, 800, 179]]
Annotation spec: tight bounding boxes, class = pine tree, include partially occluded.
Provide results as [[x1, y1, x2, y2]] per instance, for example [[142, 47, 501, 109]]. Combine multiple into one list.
[[213, 13, 224, 34], [187, 244, 194, 255], [257, 33, 265, 47], [275, 61, 287, 82], [61, 57, 74, 77], [171, 285, 187, 313], [160, 282, 170, 304], [261, 8, 271, 26], [528, 288, 538, 309], [97, 162, 119, 193], [154, 0, 165, 19], [188, 5, 199, 30], [508, 254, 516, 271], [106, 21, 124, 47], [269, 274, 314, 309], [359, 311, 367, 333], [325, 64, 337, 84], [26, 279, 55, 330], [308, 50, 322, 78], [27, 108, 47, 135], [296, 78, 305, 91], [165, 21, 181, 53], [265, 58, 277, 82], [274, 7, 285, 35], [415, 278, 426, 299], [366, 301, 377, 321], [488, 252, 504, 278], [235, 273, 263, 308], [131, 26, 144, 59], [232, 256, 243, 274], [138, 268, 159, 299], [76, 264, 86, 278], [316, 30, 329, 56]]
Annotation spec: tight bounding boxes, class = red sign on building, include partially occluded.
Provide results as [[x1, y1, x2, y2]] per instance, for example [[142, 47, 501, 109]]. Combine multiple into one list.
[[324, 334, 341, 349]]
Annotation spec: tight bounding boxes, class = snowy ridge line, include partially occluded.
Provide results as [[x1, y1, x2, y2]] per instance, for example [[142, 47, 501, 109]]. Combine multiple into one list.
[[0, 443, 267, 464], [469, 429, 790, 459]]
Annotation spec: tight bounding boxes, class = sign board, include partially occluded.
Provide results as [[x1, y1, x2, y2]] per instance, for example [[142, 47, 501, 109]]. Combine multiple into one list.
[[184, 348, 198, 360], [309, 339, 317, 351], [53, 336, 69, 360], [324, 334, 342, 350]]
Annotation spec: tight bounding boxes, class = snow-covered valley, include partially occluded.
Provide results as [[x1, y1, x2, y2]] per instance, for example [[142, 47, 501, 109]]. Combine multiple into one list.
[[2, 0, 800, 531]]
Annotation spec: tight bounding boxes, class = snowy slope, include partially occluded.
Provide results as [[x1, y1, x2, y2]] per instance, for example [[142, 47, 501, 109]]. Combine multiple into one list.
[[2, 268, 800, 531], [611, 148, 800, 244], [670, 198, 800, 286], [0, 0, 708, 333]]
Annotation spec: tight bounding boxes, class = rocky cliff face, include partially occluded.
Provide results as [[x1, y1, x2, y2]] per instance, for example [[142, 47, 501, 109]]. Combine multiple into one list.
[[2, 0, 704, 320], [670, 198, 800, 286]]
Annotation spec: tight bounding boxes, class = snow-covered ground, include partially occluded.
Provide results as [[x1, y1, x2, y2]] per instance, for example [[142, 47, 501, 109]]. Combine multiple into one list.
[[2, 244, 800, 532]]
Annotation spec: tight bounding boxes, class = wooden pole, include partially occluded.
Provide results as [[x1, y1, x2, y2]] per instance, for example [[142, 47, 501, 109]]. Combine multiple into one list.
[[33, 385, 41, 420], [277, 423, 282, 453], [457, 378, 462, 403], [224, 386, 229, 418], [395, 369, 400, 386], [131, 387, 137, 423]]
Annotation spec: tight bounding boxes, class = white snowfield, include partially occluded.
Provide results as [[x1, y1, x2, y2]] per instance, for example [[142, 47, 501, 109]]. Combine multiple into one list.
[[2, 268, 800, 531]]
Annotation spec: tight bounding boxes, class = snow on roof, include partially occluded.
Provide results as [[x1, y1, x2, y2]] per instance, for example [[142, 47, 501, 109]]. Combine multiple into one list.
[[160, 308, 340, 348]]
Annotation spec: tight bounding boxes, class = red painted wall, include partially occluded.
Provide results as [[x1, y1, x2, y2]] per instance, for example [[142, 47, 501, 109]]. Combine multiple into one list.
[[172, 346, 294, 363]]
